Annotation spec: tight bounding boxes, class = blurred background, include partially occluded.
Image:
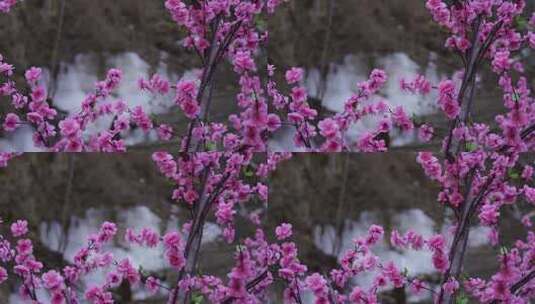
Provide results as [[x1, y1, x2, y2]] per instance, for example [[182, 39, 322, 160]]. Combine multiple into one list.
[[1, 153, 533, 303], [1, 0, 535, 151]]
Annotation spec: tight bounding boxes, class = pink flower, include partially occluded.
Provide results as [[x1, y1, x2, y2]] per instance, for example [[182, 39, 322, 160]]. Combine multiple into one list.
[[267, 64, 275, 77], [392, 106, 414, 131], [406, 230, 424, 250], [438, 79, 455, 95], [139, 74, 170, 95], [418, 124, 434, 142], [349, 287, 365, 303], [0, 0, 17, 14], [266, 114, 281, 132], [369, 69, 388, 91], [256, 183, 268, 202], [285, 67, 303, 84], [426, 0, 450, 27], [417, 152, 442, 181], [522, 165, 534, 180], [410, 279, 426, 294], [150, 74, 170, 95], [305, 273, 328, 299], [145, 276, 160, 294], [383, 262, 404, 288], [106, 271, 122, 288], [140, 228, 160, 248], [492, 51, 511, 73], [11, 94, 28, 109], [105, 68, 123, 90], [0, 266, 7, 284], [401, 74, 431, 95], [357, 132, 387, 152], [233, 51, 256, 73], [85, 286, 113, 303], [30, 85, 47, 102], [42, 270, 64, 291], [318, 118, 339, 139], [528, 32, 535, 50], [117, 258, 140, 284], [432, 251, 449, 273], [438, 80, 459, 119], [50, 292, 65, 304], [275, 223, 292, 240], [24, 67, 42, 85], [16, 239, 33, 256], [157, 124, 174, 141], [176, 80, 197, 96], [0, 61, 13, 77], [290, 86, 307, 103], [479, 204, 500, 226], [180, 99, 200, 119], [366, 224, 384, 245], [443, 277, 459, 295], [10, 219, 28, 237], [428, 234, 445, 250], [130, 106, 154, 132], [524, 186, 535, 204], [166, 249, 185, 270], [98, 221, 117, 243], [390, 230, 407, 248], [59, 118, 80, 138], [163, 231, 182, 250], [3, 113, 20, 132]]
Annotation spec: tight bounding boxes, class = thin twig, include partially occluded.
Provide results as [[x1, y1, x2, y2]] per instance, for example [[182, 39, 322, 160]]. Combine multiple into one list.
[[49, 0, 67, 99]]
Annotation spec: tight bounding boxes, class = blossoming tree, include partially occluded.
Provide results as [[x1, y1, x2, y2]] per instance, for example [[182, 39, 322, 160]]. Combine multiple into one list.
[[0, 0, 535, 303]]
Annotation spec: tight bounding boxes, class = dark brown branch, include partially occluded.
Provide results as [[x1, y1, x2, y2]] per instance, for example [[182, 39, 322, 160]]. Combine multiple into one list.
[[490, 269, 535, 303]]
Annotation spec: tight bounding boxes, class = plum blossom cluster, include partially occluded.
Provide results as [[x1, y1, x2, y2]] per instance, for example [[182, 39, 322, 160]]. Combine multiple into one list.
[[0, 217, 177, 303], [409, 0, 535, 145], [151, 151, 269, 244], [416, 0, 535, 232], [0, 151, 461, 303], [1, 0, 417, 153], [0, 151, 18, 167], [465, 232, 535, 302], [0, 0, 16, 13], [1, 0, 535, 303], [407, 1, 535, 302], [158, 0, 418, 152], [162, 0, 307, 152], [160, 0, 285, 152], [268, 67, 415, 152], [297, 225, 447, 304], [0, 57, 173, 152], [0, 212, 460, 304]]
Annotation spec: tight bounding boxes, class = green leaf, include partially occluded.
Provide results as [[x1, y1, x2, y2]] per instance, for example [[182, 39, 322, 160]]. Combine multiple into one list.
[[515, 16, 527, 31], [512, 92, 520, 103], [465, 142, 477, 152], [411, 114, 421, 125], [254, 15, 267, 31], [191, 293, 204, 304], [456, 295, 469, 304], [243, 167, 254, 177], [508, 168, 520, 180], [205, 141, 217, 151]]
